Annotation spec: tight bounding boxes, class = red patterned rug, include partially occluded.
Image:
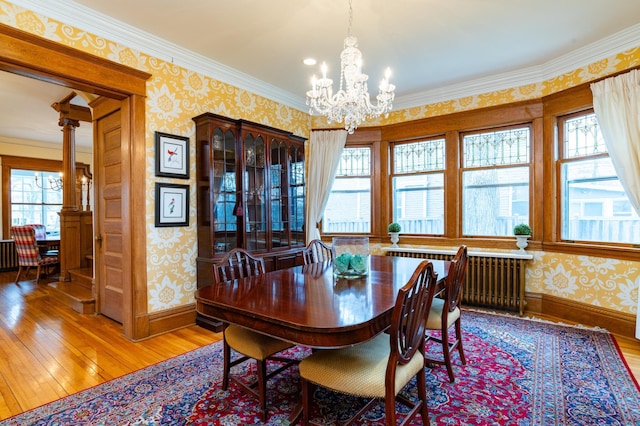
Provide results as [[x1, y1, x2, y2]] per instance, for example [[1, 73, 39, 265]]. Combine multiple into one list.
[[3, 310, 639, 425]]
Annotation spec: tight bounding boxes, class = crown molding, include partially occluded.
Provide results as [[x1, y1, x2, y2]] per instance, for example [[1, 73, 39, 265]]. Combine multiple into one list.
[[10, 0, 306, 111], [395, 23, 640, 110], [11, 1, 640, 113]]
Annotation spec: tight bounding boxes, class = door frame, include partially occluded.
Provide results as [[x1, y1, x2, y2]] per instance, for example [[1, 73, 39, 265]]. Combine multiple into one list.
[[0, 23, 151, 340]]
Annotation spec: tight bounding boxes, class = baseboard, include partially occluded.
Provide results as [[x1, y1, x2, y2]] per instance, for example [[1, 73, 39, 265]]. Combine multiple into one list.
[[142, 304, 198, 339], [524, 292, 636, 338]]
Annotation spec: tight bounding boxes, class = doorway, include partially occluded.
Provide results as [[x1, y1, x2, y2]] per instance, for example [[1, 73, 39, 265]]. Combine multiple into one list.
[[0, 23, 151, 340]]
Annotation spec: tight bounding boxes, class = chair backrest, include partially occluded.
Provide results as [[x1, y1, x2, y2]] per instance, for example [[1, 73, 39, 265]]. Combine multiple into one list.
[[389, 260, 438, 366], [444, 245, 468, 313], [25, 224, 47, 240], [302, 239, 335, 265], [11, 225, 41, 266], [213, 248, 265, 283]]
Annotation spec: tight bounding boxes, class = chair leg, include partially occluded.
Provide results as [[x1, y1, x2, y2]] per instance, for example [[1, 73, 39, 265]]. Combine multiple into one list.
[[222, 338, 231, 390], [385, 389, 397, 426], [14, 265, 23, 283], [441, 325, 455, 383], [257, 359, 268, 422], [301, 379, 313, 426], [35, 265, 42, 283], [455, 319, 466, 365], [417, 368, 430, 425]]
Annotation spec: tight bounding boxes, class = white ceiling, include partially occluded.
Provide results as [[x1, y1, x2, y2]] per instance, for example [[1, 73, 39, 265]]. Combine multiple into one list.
[[3, 0, 640, 147]]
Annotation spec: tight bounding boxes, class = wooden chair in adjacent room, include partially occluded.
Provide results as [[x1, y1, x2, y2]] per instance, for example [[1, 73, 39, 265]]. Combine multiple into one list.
[[214, 247, 297, 422], [299, 260, 438, 426], [10, 225, 59, 284], [424, 245, 469, 382], [302, 239, 335, 265]]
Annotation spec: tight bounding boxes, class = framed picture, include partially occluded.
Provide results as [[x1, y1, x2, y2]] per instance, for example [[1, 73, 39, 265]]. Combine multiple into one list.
[[155, 183, 189, 227], [155, 131, 189, 179]]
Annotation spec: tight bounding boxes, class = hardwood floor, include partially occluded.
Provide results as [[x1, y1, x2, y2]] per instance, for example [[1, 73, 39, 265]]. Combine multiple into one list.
[[0, 271, 220, 420], [0, 270, 638, 421]]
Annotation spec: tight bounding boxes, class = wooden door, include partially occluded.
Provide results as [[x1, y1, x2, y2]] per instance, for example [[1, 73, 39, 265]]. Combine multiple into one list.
[[93, 101, 124, 322]]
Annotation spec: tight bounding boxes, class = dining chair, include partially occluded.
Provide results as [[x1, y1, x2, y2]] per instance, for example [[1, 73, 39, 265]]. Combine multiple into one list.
[[213, 248, 297, 422], [302, 239, 335, 265], [424, 245, 469, 382], [11, 225, 59, 284], [299, 259, 438, 426]]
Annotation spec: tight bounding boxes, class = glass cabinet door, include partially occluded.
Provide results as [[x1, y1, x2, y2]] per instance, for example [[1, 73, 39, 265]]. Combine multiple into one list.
[[212, 129, 237, 253], [290, 143, 305, 247], [270, 139, 289, 248], [244, 133, 266, 251]]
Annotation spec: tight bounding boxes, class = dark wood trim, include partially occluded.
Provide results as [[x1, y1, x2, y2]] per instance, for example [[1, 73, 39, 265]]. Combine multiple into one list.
[[524, 292, 636, 338], [381, 100, 543, 141], [0, 23, 149, 98]]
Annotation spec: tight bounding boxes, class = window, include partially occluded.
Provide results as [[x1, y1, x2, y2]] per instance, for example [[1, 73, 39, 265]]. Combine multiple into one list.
[[461, 126, 530, 237], [323, 147, 371, 233], [559, 111, 639, 243], [10, 169, 63, 234], [391, 138, 445, 234]]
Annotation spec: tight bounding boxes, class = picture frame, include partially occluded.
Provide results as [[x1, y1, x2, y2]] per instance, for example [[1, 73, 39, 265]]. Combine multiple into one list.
[[155, 131, 189, 179], [155, 183, 189, 227]]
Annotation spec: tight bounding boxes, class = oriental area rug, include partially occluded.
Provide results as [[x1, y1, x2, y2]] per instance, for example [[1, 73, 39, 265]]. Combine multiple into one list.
[[3, 310, 639, 425]]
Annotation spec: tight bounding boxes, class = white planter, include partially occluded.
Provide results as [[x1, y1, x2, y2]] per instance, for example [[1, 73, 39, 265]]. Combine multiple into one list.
[[515, 235, 530, 252], [389, 232, 400, 247]]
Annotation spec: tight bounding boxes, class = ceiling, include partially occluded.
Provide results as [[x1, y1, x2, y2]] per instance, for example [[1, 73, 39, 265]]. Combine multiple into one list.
[[3, 0, 640, 147]]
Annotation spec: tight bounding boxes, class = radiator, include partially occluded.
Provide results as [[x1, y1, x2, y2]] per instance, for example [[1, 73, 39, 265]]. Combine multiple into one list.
[[0, 240, 18, 272], [386, 249, 527, 315]]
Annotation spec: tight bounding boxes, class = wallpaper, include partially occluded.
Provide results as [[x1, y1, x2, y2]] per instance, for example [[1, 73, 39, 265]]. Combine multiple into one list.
[[1, 0, 638, 316]]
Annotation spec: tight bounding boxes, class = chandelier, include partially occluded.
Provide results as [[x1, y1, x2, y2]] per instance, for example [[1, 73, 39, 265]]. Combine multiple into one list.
[[34, 172, 63, 191], [306, 0, 396, 134]]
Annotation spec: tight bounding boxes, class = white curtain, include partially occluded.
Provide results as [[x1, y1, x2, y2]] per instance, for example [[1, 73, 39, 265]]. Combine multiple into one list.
[[590, 69, 640, 339], [305, 130, 347, 243]]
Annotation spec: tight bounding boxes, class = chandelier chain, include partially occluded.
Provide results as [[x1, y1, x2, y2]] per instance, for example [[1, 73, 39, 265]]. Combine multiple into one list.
[[347, 0, 353, 37]]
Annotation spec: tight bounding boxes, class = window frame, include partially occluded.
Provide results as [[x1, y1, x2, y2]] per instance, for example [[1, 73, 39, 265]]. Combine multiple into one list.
[[320, 130, 382, 238], [459, 123, 533, 238], [389, 136, 446, 236], [2, 156, 63, 238], [555, 108, 638, 247], [2, 155, 92, 239], [322, 145, 373, 235], [10, 168, 63, 233]]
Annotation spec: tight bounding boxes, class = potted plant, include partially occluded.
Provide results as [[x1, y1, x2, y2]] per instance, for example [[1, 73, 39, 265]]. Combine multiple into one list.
[[388, 222, 401, 247], [513, 223, 531, 252]]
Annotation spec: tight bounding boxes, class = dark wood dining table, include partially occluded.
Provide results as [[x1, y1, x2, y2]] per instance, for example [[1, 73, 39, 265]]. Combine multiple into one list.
[[195, 255, 450, 349], [37, 236, 60, 255]]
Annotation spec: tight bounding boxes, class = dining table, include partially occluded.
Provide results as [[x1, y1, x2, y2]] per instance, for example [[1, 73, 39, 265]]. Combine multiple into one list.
[[195, 254, 450, 349], [37, 235, 60, 256]]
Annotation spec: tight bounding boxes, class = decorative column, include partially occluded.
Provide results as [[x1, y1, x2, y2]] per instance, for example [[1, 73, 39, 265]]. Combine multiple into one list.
[[60, 117, 79, 212], [52, 92, 93, 282], [58, 117, 82, 280]]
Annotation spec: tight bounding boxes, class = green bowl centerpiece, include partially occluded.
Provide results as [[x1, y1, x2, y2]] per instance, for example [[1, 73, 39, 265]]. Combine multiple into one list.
[[332, 237, 369, 278]]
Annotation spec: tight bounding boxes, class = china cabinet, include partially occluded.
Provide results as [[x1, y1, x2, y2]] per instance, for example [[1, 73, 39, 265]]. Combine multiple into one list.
[[193, 113, 306, 328]]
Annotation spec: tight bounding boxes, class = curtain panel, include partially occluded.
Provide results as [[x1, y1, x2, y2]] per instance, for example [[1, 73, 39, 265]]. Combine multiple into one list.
[[305, 130, 347, 243], [591, 69, 640, 338]]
